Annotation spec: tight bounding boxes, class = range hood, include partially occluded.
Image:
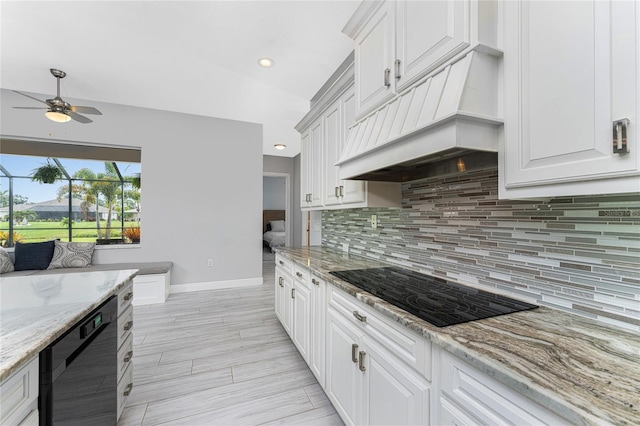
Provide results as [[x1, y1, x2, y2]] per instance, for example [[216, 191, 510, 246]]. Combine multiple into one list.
[[337, 50, 502, 182]]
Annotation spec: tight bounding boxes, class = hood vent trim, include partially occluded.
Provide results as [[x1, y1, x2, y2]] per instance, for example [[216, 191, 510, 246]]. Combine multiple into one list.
[[337, 49, 503, 182]]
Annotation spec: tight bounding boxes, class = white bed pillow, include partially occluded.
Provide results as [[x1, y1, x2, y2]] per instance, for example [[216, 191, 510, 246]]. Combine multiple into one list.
[[270, 220, 285, 232]]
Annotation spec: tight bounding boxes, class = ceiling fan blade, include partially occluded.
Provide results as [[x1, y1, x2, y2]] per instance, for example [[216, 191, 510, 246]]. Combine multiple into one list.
[[67, 111, 93, 124], [13, 106, 48, 110], [13, 90, 48, 105], [70, 105, 102, 115]]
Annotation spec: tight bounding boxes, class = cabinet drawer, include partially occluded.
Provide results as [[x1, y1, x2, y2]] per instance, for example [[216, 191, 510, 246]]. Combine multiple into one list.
[[117, 362, 133, 421], [117, 305, 134, 349], [117, 281, 134, 314], [293, 264, 311, 287], [439, 350, 569, 425], [275, 253, 293, 273], [328, 286, 431, 379], [117, 333, 134, 383], [0, 357, 38, 426]]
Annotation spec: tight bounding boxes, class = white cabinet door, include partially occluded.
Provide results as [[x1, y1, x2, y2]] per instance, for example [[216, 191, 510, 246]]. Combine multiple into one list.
[[300, 131, 311, 208], [323, 100, 342, 206], [309, 275, 326, 387], [326, 308, 363, 426], [309, 118, 324, 208], [340, 88, 366, 205], [362, 337, 430, 426], [502, 0, 639, 197], [395, 0, 469, 91], [292, 279, 312, 363], [282, 273, 294, 336], [355, 1, 395, 118], [274, 269, 285, 324]]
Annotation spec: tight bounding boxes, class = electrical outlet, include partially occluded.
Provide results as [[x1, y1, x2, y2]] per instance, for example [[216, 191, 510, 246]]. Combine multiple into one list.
[[371, 214, 377, 229], [207, 259, 213, 267]]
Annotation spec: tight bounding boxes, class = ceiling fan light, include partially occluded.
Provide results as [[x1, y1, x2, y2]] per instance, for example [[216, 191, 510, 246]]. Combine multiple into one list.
[[45, 110, 71, 123]]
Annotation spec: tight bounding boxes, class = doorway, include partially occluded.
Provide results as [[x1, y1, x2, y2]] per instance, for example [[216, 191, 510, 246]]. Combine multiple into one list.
[[262, 173, 290, 261]]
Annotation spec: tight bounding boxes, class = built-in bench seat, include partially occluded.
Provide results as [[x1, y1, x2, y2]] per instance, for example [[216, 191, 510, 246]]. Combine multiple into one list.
[[2, 262, 172, 306]]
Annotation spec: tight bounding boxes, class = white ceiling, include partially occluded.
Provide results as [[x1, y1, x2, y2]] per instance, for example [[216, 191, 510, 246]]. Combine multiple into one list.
[[0, 0, 359, 157]]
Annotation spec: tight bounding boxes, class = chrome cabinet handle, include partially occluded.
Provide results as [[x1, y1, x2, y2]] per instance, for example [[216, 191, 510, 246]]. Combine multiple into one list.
[[278, 277, 284, 287], [296, 272, 303, 278], [123, 383, 133, 396], [384, 68, 391, 87], [335, 186, 339, 198], [124, 350, 133, 363], [291, 288, 295, 299], [339, 186, 344, 197], [613, 118, 630, 154], [279, 260, 284, 265], [311, 278, 319, 286], [124, 292, 133, 301], [352, 343, 359, 363], [353, 311, 367, 323], [394, 59, 401, 80], [124, 320, 133, 331], [359, 351, 367, 371]]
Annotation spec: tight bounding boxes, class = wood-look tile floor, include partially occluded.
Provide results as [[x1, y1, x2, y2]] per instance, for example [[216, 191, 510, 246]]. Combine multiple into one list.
[[118, 257, 343, 426]]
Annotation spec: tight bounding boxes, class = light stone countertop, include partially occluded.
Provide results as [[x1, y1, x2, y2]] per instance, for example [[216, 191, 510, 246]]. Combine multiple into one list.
[[0, 269, 138, 382], [277, 246, 640, 426]]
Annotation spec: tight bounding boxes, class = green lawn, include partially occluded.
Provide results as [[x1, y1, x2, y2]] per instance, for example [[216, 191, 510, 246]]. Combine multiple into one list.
[[0, 220, 139, 243]]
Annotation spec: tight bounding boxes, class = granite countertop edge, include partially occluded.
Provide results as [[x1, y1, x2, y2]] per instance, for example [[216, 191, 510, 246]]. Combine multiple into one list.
[[0, 269, 139, 382], [276, 247, 639, 426]]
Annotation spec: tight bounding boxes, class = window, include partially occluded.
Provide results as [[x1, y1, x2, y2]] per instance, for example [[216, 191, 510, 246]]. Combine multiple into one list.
[[0, 140, 141, 247]]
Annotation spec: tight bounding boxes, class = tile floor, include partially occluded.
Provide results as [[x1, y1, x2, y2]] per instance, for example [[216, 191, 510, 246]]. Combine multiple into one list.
[[118, 255, 343, 426]]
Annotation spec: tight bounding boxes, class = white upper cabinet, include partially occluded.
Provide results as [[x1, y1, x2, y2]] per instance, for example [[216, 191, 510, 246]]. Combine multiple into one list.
[[353, 2, 396, 118], [297, 63, 401, 211], [501, 0, 639, 198], [395, 0, 468, 91], [323, 87, 366, 207], [344, 0, 487, 120]]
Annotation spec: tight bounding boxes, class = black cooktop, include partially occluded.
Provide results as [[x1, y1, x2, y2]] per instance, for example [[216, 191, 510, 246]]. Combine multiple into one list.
[[329, 267, 538, 327]]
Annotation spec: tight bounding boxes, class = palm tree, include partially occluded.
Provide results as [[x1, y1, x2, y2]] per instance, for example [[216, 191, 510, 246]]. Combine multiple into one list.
[[93, 163, 121, 238]]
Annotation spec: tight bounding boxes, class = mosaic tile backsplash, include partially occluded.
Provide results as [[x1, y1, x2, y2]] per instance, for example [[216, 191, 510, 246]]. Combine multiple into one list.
[[322, 168, 640, 331]]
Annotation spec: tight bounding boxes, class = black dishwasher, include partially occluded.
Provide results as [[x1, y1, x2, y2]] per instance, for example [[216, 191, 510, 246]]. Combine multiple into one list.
[[39, 296, 118, 426]]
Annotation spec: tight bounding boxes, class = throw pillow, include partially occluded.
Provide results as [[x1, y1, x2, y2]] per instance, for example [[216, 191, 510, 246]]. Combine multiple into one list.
[[47, 241, 96, 269], [270, 220, 285, 232], [0, 246, 14, 273], [14, 240, 56, 271]]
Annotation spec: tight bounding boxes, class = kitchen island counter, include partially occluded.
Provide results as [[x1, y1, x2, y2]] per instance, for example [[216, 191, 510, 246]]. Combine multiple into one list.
[[0, 269, 138, 382], [277, 246, 639, 426]]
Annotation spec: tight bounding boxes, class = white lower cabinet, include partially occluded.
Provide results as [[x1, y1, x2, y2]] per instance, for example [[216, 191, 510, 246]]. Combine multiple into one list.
[[437, 349, 569, 425], [0, 356, 39, 426], [309, 274, 326, 388], [116, 281, 134, 420], [325, 289, 430, 426], [275, 267, 293, 336], [292, 267, 312, 363]]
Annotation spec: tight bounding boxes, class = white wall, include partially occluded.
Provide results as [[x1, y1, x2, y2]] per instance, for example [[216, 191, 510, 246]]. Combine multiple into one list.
[[263, 176, 286, 209], [1, 89, 263, 287]]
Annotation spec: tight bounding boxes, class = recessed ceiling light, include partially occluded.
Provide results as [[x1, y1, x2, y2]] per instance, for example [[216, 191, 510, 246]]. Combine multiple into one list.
[[274, 144, 286, 150], [258, 57, 274, 68]]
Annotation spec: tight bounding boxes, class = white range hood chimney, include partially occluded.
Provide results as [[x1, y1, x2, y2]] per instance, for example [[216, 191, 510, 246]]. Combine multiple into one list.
[[337, 50, 502, 182]]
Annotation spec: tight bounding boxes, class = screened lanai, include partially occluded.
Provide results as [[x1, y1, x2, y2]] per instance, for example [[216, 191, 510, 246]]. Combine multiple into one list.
[[0, 139, 141, 247]]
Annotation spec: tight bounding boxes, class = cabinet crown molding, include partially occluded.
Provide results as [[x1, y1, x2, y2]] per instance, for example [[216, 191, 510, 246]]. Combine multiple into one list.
[[342, 0, 385, 39]]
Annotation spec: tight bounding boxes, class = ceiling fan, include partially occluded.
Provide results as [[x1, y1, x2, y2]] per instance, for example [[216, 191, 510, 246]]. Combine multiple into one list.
[[13, 69, 102, 124]]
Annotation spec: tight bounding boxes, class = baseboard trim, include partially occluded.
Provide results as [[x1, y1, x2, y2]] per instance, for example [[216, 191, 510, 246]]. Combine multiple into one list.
[[170, 277, 263, 294]]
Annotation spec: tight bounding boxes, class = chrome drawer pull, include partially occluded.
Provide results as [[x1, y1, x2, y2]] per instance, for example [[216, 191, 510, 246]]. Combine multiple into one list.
[[123, 383, 133, 396], [291, 288, 295, 299], [124, 321, 133, 331], [359, 351, 367, 371], [311, 278, 319, 286], [296, 272, 303, 278], [352, 343, 359, 363], [352, 311, 367, 323], [124, 350, 133, 363], [279, 260, 285, 265], [279, 277, 284, 287], [124, 292, 133, 301]]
